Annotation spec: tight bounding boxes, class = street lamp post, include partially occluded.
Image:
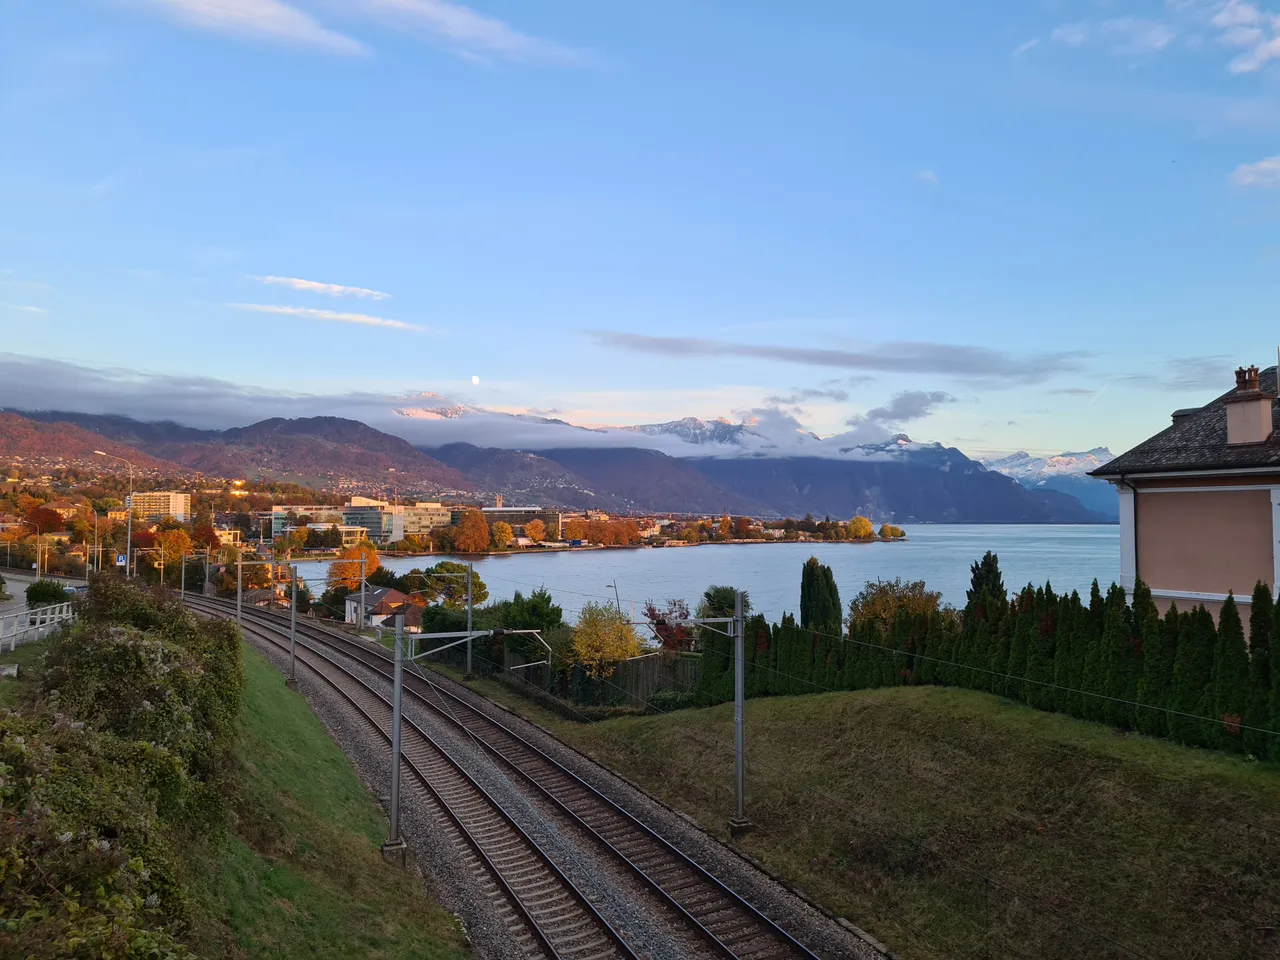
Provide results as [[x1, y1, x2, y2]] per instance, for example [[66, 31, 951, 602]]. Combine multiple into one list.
[[93, 451, 132, 577], [22, 520, 41, 579]]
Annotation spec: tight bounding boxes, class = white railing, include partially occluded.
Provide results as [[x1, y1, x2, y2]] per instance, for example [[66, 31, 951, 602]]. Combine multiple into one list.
[[0, 602, 76, 652]]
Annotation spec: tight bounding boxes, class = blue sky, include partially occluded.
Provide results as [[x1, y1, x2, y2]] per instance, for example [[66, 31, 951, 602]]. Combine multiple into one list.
[[2, 0, 1279, 458]]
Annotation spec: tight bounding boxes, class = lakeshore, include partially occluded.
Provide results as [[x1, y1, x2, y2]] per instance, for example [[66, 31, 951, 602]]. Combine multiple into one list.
[[294, 524, 1119, 622]]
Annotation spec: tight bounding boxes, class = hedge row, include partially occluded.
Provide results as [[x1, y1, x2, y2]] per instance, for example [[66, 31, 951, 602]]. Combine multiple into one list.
[[699, 554, 1280, 759]]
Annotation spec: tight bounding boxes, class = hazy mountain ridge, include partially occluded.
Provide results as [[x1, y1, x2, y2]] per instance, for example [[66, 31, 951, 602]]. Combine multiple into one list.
[[4, 408, 1110, 523]]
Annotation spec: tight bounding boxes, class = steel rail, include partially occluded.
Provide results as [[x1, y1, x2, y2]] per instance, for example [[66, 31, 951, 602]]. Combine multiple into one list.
[[202, 597, 821, 960], [188, 597, 639, 960]]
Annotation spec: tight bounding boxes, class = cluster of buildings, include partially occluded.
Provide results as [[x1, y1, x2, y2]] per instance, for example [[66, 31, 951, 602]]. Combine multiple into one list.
[[267, 496, 564, 546]]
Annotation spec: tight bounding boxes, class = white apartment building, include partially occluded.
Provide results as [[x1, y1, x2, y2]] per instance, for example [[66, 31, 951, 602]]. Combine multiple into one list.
[[127, 491, 192, 522]]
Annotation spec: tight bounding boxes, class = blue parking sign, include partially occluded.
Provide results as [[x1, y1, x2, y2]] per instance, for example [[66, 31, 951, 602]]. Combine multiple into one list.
[[116, 554, 127, 566]]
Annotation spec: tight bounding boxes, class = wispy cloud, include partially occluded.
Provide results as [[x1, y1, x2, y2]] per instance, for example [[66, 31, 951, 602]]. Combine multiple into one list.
[[764, 387, 851, 405], [227, 303, 425, 331], [1210, 0, 1280, 73], [588, 331, 1092, 384], [1013, 38, 1040, 56], [0, 302, 48, 314], [1120, 355, 1231, 391], [1232, 155, 1280, 186], [1051, 17, 1178, 56], [134, 0, 366, 55], [251, 275, 391, 299], [915, 169, 939, 186], [347, 0, 585, 64], [1051, 387, 1097, 397]]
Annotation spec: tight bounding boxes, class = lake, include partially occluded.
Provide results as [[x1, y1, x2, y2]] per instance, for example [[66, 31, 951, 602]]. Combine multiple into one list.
[[293, 525, 1119, 623]]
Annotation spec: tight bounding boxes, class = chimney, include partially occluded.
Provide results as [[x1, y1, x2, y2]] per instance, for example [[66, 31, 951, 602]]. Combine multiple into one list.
[[1225, 364, 1274, 445]]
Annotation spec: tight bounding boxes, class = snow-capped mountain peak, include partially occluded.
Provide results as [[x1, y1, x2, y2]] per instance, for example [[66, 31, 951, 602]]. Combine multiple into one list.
[[983, 447, 1114, 481]]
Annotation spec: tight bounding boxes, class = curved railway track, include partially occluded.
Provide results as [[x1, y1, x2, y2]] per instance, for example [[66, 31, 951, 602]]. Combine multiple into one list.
[[194, 596, 822, 960], [187, 597, 639, 960]]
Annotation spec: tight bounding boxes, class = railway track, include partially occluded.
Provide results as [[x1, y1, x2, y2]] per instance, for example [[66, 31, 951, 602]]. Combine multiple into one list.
[[186, 597, 639, 960], [195, 596, 822, 960]]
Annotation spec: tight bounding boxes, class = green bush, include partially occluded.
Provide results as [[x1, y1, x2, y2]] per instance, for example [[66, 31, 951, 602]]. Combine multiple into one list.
[[25, 580, 69, 608], [1, 577, 242, 957], [646, 689, 700, 713]]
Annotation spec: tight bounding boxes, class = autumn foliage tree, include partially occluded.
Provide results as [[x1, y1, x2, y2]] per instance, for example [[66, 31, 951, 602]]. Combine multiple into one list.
[[491, 521, 514, 550], [454, 509, 491, 553], [848, 515, 875, 540], [524, 518, 547, 542], [327, 541, 380, 591], [572, 602, 643, 679], [563, 518, 588, 541]]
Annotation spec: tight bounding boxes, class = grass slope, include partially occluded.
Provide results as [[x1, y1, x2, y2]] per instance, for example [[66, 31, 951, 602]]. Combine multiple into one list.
[[183, 644, 471, 959], [443, 672, 1280, 960]]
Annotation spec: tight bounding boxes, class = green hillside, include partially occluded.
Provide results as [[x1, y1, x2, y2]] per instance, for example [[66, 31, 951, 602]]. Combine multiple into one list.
[[476, 677, 1280, 960]]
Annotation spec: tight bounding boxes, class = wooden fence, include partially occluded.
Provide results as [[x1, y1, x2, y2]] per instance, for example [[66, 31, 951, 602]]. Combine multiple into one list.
[[505, 646, 702, 707]]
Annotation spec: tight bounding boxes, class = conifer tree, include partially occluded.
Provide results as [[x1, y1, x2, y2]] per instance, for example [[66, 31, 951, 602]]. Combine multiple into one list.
[[843, 618, 862, 690], [1135, 590, 1174, 737], [918, 612, 942, 685], [1025, 588, 1057, 710], [1170, 606, 1217, 746], [988, 599, 1016, 697], [1004, 586, 1035, 701], [1245, 582, 1274, 758], [1052, 594, 1077, 714], [800, 557, 841, 631], [1101, 584, 1139, 728], [1212, 594, 1250, 751]]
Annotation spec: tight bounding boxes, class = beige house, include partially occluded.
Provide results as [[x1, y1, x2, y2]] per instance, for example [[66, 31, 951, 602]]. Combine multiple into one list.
[[1093, 363, 1280, 627]]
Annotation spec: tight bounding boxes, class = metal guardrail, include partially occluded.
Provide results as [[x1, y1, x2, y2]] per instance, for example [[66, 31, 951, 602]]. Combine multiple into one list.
[[0, 602, 75, 652]]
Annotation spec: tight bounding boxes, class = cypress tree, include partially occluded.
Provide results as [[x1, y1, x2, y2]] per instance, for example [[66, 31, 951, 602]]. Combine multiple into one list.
[[843, 618, 861, 690], [1135, 593, 1175, 737], [1004, 586, 1035, 702], [800, 557, 841, 631], [1212, 594, 1250, 751], [1102, 583, 1139, 728], [821, 564, 842, 632], [963, 552, 1006, 693], [1052, 594, 1077, 714], [917, 612, 942, 685], [966, 551, 1007, 611], [1245, 582, 1274, 758], [988, 598, 1016, 697], [800, 558, 817, 630], [1025, 588, 1057, 711], [1170, 606, 1217, 746]]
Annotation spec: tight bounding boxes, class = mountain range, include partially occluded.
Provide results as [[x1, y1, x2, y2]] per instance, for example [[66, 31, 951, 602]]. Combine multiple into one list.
[[981, 448, 1118, 520], [2, 408, 1114, 524]]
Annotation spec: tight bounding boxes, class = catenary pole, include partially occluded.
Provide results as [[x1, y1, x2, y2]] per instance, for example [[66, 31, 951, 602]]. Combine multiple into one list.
[[730, 589, 752, 836], [236, 558, 242, 625], [180, 553, 185, 599], [466, 560, 474, 676], [359, 557, 366, 632], [382, 612, 407, 865], [287, 563, 298, 687]]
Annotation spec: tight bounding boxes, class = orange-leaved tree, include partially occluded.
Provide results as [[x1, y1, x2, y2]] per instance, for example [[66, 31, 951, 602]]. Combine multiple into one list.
[[491, 521, 514, 550], [454, 509, 491, 553], [328, 541, 379, 591], [563, 518, 588, 541], [524, 518, 547, 542]]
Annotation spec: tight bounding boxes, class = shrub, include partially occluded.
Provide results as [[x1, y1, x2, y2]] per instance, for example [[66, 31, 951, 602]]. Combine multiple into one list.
[[646, 689, 699, 713], [25, 579, 69, 608]]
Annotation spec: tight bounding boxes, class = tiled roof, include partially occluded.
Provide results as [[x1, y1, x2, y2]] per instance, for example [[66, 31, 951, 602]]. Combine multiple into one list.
[[1092, 366, 1280, 477]]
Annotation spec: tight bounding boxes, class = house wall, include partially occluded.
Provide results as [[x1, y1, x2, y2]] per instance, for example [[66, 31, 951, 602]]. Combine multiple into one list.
[[1130, 486, 1273, 630]]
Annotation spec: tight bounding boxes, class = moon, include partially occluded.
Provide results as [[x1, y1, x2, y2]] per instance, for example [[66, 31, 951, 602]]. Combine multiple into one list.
[[471, 375, 480, 385]]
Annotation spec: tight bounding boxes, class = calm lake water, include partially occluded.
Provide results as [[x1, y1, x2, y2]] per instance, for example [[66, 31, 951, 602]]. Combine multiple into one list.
[[294, 525, 1119, 623]]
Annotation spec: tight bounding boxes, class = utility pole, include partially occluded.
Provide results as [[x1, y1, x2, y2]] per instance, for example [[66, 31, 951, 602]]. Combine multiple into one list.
[[359, 557, 366, 632], [381, 612, 408, 866], [286, 563, 298, 689], [180, 552, 186, 599], [93, 451, 132, 578], [236, 558, 242, 625], [607, 579, 621, 613], [466, 560, 474, 677], [729, 589, 752, 838]]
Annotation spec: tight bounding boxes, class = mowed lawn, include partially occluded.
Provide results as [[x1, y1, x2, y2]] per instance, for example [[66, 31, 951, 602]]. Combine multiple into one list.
[[183, 645, 472, 959], [455, 673, 1280, 960]]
